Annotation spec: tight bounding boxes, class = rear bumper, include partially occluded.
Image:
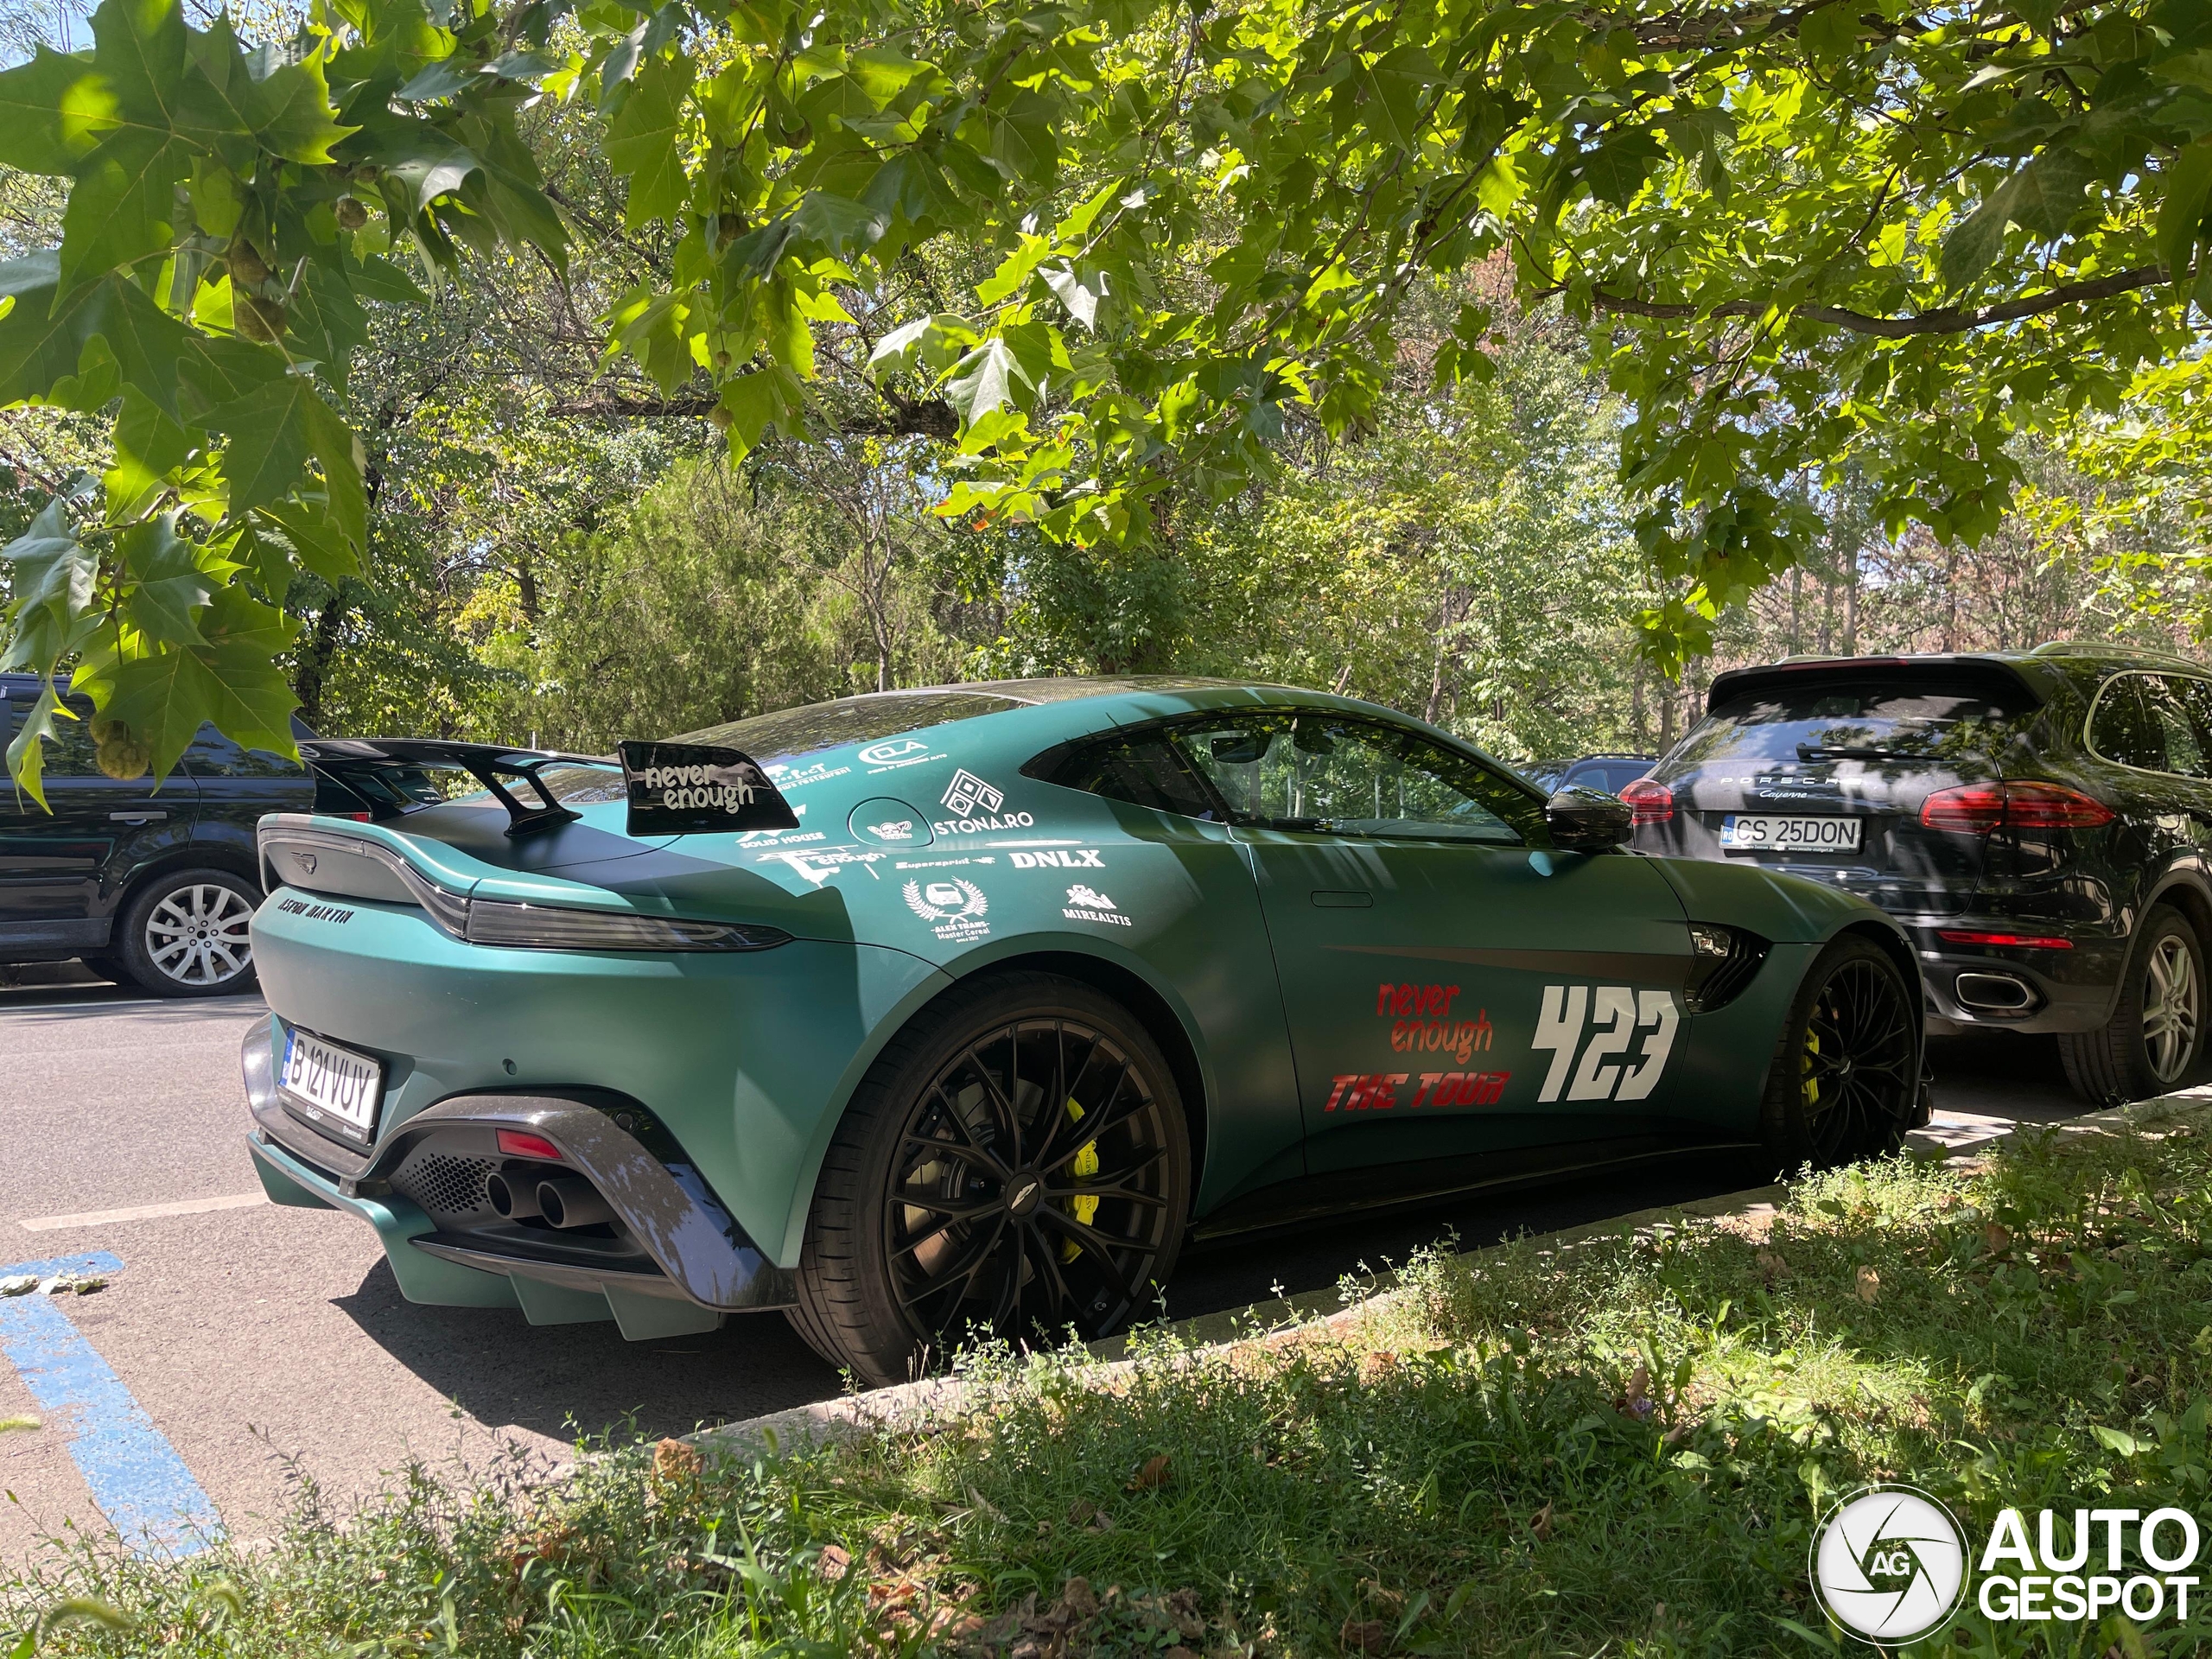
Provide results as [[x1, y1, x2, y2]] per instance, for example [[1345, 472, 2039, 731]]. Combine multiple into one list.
[[1908, 921, 2124, 1035], [245, 1023, 796, 1336]]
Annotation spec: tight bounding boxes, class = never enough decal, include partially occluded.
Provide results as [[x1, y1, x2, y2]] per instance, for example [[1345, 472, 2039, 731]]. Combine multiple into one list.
[[1376, 982, 1493, 1064]]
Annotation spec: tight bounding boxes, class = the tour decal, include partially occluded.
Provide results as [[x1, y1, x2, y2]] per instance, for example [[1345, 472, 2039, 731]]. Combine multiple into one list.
[[1532, 985, 1681, 1103], [1324, 1071, 1511, 1112]]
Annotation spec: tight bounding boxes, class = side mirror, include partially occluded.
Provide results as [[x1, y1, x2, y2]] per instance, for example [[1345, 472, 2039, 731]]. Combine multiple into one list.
[[1544, 785, 1635, 852]]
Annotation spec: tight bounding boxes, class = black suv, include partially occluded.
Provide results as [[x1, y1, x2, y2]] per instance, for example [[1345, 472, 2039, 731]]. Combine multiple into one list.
[[0, 673, 320, 996], [1624, 645, 2212, 1104]]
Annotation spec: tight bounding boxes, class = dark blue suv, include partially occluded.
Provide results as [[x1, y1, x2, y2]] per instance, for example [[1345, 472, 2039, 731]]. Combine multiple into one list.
[[0, 673, 319, 996]]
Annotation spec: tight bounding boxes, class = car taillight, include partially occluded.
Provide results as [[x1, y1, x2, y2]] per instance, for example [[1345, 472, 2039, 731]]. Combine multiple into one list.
[[1619, 779, 1674, 824], [497, 1129, 563, 1161], [1920, 782, 2114, 834], [1936, 929, 2075, 950]]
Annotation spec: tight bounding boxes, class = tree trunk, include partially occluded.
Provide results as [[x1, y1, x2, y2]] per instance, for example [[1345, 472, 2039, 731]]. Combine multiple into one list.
[[293, 593, 348, 732], [1843, 543, 1859, 655], [1789, 566, 1802, 656]]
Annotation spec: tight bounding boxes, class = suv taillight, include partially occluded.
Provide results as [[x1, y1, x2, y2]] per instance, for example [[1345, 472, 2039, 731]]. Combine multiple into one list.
[[1618, 779, 1674, 824], [1920, 782, 2114, 834]]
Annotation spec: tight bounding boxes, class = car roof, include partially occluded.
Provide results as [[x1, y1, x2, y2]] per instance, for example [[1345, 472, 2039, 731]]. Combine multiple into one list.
[[1705, 644, 2212, 719]]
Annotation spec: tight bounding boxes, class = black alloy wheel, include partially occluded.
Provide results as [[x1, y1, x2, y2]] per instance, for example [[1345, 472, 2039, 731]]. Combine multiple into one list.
[[1762, 935, 1919, 1172], [789, 974, 1190, 1386]]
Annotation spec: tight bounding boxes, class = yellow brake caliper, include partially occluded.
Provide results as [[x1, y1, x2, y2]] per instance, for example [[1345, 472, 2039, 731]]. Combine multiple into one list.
[[1802, 1027, 1822, 1109], [1063, 1097, 1099, 1261]]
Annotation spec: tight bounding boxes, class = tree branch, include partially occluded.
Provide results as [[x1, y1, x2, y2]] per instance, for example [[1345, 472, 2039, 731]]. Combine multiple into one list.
[[1549, 265, 2171, 338], [549, 386, 961, 438]]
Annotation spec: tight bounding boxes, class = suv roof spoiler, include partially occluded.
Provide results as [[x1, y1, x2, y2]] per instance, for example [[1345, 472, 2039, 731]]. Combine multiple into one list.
[[299, 738, 610, 836], [1704, 655, 2046, 719]]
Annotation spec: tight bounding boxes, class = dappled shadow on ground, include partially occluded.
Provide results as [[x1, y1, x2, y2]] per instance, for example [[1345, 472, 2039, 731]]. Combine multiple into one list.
[[332, 1260, 842, 1444]]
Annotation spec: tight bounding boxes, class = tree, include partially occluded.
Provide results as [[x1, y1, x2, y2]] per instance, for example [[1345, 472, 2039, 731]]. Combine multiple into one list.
[[2, 0, 2210, 793]]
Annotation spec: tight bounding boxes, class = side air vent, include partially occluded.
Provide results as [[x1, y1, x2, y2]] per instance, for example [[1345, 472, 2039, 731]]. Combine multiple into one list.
[[1685, 924, 1770, 1013]]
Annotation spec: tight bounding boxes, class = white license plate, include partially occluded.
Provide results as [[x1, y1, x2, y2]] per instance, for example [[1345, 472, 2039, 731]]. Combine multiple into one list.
[[277, 1027, 385, 1144], [1719, 814, 1863, 853]]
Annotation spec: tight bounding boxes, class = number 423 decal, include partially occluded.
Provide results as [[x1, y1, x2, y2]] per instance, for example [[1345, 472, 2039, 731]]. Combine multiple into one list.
[[1533, 986, 1681, 1103]]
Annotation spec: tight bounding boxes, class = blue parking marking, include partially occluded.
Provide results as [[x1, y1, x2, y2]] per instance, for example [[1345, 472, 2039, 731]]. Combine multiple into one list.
[[0, 1251, 221, 1557]]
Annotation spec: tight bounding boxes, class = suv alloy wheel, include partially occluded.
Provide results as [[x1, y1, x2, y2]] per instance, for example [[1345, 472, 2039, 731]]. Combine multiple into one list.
[[116, 868, 261, 996]]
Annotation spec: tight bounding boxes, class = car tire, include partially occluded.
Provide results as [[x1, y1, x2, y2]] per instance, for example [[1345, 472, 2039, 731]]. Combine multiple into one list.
[[787, 970, 1192, 1387], [79, 955, 130, 986], [1759, 934, 1920, 1174], [113, 868, 262, 998], [2058, 905, 2205, 1106]]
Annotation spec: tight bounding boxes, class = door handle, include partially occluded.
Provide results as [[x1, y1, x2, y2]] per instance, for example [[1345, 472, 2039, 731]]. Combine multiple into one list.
[[109, 810, 166, 823], [1311, 888, 1372, 908]]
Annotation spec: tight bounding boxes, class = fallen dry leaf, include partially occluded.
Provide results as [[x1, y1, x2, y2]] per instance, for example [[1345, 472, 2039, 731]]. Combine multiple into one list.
[[1855, 1265, 1881, 1304], [1358, 1351, 1398, 1384], [652, 1438, 701, 1482], [1126, 1454, 1172, 1492], [1755, 1249, 1790, 1281], [1529, 1500, 1554, 1541], [1340, 1616, 1390, 1654], [1985, 1221, 2013, 1254], [1617, 1363, 1655, 1420], [817, 1543, 850, 1582]]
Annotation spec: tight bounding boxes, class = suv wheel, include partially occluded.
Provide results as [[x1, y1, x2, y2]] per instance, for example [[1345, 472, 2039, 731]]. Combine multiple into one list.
[[788, 972, 1191, 1387], [1760, 935, 1920, 1173], [115, 868, 261, 997], [2060, 905, 2204, 1105]]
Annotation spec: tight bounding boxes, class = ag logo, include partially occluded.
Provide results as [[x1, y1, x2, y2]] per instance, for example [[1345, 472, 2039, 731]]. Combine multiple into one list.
[[1811, 1484, 1968, 1643], [861, 738, 933, 766]]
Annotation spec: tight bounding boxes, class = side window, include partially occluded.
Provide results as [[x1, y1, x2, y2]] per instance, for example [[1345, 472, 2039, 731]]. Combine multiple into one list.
[[1053, 734, 1224, 820], [2090, 675, 2165, 772], [2158, 677, 2212, 779], [1167, 714, 1535, 843]]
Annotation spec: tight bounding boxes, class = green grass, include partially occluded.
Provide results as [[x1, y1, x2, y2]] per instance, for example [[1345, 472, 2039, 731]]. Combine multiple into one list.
[[15, 1109, 2212, 1656]]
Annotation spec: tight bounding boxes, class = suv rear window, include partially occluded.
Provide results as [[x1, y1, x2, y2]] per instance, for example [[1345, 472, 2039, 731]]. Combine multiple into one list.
[[1678, 683, 2031, 767]]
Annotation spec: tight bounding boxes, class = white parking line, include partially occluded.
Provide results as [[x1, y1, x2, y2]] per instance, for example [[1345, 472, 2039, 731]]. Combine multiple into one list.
[[19, 1193, 267, 1232]]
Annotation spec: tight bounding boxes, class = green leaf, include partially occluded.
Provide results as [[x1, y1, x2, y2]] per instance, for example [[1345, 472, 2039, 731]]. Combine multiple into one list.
[[1579, 131, 1664, 207], [1939, 198, 2009, 290], [251, 501, 357, 583], [0, 48, 119, 173], [2158, 137, 2212, 277], [117, 513, 215, 647], [90, 0, 188, 129], [1040, 264, 1104, 329], [202, 375, 317, 512], [1993, 146, 2101, 238], [607, 54, 692, 228], [943, 335, 1027, 423], [104, 384, 188, 518], [4, 678, 72, 809], [848, 46, 928, 110], [96, 646, 224, 781], [1360, 45, 1435, 150], [350, 255, 430, 305], [1798, 3, 1858, 66], [58, 127, 189, 290], [0, 500, 93, 633], [990, 89, 1058, 184]]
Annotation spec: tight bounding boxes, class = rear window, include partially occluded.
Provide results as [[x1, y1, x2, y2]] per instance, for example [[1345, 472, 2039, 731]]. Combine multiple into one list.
[[679, 690, 1024, 765], [1676, 684, 2031, 767]]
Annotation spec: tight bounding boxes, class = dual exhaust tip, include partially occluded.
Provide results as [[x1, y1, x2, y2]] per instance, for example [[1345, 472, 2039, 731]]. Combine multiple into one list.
[[486, 1165, 613, 1230]]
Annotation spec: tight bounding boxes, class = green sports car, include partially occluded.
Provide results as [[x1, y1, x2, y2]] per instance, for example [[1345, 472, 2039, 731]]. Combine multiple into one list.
[[242, 677, 1925, 1384]]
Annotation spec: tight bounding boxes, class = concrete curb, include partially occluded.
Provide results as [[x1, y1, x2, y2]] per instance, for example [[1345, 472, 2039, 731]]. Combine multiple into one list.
[[693, 1087, 2212, 1459]]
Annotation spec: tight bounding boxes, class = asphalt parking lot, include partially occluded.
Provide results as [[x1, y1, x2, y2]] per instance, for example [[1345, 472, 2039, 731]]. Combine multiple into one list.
[[0, 963, 2086, 1564]]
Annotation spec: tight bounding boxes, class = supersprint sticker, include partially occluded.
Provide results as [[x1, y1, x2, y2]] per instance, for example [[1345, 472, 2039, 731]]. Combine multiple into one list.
[[1531, 985, 1681, 1103]]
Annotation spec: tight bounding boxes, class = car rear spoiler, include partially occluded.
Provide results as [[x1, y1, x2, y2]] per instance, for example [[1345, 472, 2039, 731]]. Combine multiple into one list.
[[298, 738, 613, 836], [1704, 655, 2047, 718], [300, 736, 802, 839]]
